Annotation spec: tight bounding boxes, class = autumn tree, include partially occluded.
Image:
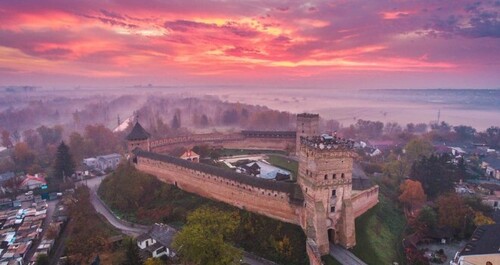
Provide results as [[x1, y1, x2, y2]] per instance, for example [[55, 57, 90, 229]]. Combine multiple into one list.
[[436, 193, 473, 235], [414, 206, 438, 233], [53, 141, 75, 180], [405, 138, 433, 164], [12, 142, 35, 172], [399, 180, 426, 215], [173, 206, 242, 265]]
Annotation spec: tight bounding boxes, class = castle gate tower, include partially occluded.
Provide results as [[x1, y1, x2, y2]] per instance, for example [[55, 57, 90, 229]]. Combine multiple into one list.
[[297, 135, 357, 255], [296, 113, 320, 155], [126, 121, 151, 152]]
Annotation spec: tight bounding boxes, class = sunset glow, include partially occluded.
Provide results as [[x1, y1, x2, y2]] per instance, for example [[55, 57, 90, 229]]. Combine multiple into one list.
[[0, 0, 499, 88]]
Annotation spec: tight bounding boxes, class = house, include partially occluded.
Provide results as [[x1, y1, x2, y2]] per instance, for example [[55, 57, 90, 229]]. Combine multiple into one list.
[[481, 157, 500, 180], [96, 154, 121, 171], [450, 224, 500, 265], [179, 150, 200, 163], [20, 175, 46, 190], [82, 157, 97, 168], [137, 223, 176, 259]]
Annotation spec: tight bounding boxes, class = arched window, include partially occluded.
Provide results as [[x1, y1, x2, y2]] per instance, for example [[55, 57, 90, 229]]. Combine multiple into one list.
[[341, 173, 345, 179], [333, 174, 337, 179], [324, 174, 328, 180]]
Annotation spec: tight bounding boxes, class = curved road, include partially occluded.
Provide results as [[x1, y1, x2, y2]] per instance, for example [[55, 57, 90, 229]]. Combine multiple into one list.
[[86, 175, 275, 265], [85, 176, 149, 237]]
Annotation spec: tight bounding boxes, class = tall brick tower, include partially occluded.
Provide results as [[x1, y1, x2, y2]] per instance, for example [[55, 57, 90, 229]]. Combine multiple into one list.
[[126, 121, 151, 152], [297, 134, 357, 255], [296, 113, 320, 155]]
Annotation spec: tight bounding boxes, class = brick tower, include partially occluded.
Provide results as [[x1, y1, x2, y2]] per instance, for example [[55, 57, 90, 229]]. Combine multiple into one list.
[[297, 134, 357, 255], [296, 113, 320, 155], [126, 121, 151, 152]]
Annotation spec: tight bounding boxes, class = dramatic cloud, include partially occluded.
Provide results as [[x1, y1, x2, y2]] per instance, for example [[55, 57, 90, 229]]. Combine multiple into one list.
[[0, 0, 498, 88]]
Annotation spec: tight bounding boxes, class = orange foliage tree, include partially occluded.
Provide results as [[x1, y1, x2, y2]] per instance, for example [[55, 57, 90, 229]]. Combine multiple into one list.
[[399, 179, 427, 215]]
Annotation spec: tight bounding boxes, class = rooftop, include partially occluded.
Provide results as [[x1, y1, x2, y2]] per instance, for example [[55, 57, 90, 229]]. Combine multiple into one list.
[[126, 122, 151, 141], [300, 136, 354, 151], [135, 150, 304, 203], [460, 224, 500, 256]]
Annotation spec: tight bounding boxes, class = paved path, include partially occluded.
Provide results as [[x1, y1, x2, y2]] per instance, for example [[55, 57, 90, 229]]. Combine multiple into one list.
[[329, 244, 367, 265], [86, 176, 149, 237]]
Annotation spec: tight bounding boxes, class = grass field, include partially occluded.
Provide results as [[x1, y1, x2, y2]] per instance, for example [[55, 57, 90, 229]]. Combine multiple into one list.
[[351, 195, 406, 265]]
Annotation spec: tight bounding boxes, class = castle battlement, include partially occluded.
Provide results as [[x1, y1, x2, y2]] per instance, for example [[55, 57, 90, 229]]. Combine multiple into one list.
[[300, 135, 355, 151]]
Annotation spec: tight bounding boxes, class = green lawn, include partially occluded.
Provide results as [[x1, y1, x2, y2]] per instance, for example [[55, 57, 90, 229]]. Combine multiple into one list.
[[351, 195, 406, 265], [266, 154, 298, 179]]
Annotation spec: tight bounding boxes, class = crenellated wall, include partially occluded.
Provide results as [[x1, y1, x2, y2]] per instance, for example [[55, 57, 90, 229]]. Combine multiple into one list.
[[136, 153, 302, 225], [149, 131, 295, 153], [352, 186, 379, 218]]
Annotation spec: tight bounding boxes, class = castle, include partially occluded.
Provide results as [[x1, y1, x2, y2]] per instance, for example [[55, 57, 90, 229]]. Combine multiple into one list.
[[127, 113, 379, 265]]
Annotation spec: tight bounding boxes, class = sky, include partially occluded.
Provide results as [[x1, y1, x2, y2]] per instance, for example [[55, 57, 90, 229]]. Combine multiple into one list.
[[0, 0, 499, 89]]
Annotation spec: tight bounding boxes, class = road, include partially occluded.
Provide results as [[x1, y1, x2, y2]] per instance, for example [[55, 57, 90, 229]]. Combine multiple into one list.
[[88, 175, 274, 265], [86, 176, 149, 237], [329, 244, 367, 265]]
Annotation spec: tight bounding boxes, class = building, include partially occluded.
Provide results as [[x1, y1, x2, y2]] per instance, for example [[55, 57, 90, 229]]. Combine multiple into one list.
[[96, 154, 121, 171], [83, 154, 122, 172], [179, 150, 200, 163], [482, 157, 500, 180], [450, 224, 500, 265], [137, 223, 176, 259], [127, 114, 379, 265], [20, 175, 46, 190]]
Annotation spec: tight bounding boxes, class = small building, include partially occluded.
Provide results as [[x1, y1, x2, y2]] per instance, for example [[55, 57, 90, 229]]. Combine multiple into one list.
[[96, 153, 122, 171], [482, 157, 500, 180], [83, 157, 98, 168], [137, 223, 176, 259], [450, 224, 500, 265], [179, 150, 200, 163], [20, 175, 46, 191]]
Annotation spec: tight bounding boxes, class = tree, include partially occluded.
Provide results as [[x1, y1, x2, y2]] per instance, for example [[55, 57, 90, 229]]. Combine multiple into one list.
[[410, 154, 459, 199], [53, 141, 75, 180], [453, 125, 476, 142], [173, 206, 242, 265], [436, 193, 472, 234], [414, 206, 438, 232], [473, 211, 495, 226], [399, 180, 426, 215], [12, 142, 35, 172], [122, 237, 143, 265], [405, 138, 433, 164], [69, 132, 86, 167], [35, 254, 50, 265]]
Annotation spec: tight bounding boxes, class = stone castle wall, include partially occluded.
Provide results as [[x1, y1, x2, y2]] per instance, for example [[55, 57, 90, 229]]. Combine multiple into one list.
[[352, 186, 379, 218], [150, 132, 295, 153], [136, 154, 301, 225]]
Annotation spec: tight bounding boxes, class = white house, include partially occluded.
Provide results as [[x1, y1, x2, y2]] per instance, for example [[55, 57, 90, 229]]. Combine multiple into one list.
[[96, 153, 121, 171], [137, 223, 176, 258], [82, 158, 97, 168], [20, 174, 46, 190]]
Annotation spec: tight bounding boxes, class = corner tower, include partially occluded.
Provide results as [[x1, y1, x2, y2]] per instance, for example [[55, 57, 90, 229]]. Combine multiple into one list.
[[126, 121, 151, 152], [296, 113, 319, 155], [297, 135, 357, 254]]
